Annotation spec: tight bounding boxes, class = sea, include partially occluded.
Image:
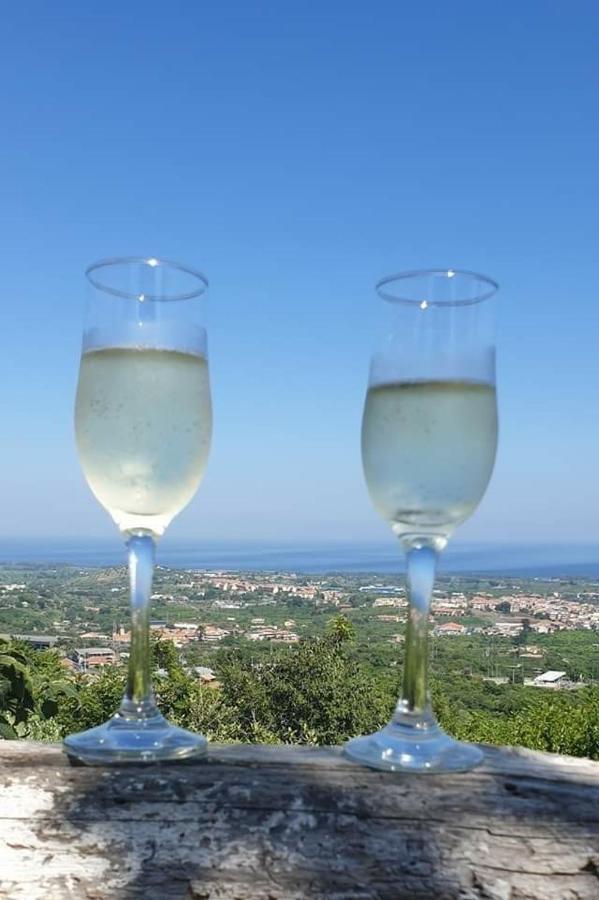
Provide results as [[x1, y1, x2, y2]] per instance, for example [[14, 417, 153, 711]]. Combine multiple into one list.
[[0, 538, 598, 578]]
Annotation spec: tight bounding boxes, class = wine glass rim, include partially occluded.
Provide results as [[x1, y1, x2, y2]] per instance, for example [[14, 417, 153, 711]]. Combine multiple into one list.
[[85, 256, 209, 301], [376, 268, 498, 306]]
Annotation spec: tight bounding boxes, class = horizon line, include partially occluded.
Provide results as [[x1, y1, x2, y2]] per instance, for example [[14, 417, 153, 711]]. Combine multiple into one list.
[[0, 536, 596, 549]]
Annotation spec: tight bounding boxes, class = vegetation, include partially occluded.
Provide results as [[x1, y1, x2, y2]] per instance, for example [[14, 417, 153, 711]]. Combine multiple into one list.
[[2, 563, 599, 756], [0, 641, 34, 738], [2, 619, 599, 760]]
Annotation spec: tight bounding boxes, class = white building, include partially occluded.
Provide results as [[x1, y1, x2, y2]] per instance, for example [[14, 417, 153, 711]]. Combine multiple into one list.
[[533, 670, 567, 688]]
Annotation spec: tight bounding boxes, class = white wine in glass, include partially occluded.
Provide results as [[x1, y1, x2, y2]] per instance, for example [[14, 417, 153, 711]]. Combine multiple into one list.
[[64, 257, 212, 764], [76, 347, 212, 536], [362, 380, 497, 535], [345, 269, 498, 772]]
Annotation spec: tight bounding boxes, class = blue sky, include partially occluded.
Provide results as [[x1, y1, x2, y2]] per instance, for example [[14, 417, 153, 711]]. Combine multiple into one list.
[[1, 1, 598, 547]]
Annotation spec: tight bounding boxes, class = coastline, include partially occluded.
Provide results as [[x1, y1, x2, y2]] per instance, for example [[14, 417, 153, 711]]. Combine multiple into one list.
[[0, 538, 597, 578]]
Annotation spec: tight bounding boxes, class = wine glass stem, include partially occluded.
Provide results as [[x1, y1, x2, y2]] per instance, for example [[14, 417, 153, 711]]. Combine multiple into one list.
[[123, 533, 157, 716], [395, 544, 438, 721]]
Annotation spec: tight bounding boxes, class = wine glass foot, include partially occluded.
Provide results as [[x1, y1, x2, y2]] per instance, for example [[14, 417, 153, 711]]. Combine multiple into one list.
[[63, 710, 207, 765], [344, 721, 484, 773]]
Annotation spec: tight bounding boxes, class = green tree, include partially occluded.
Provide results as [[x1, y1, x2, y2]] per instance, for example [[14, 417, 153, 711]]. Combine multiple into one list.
[[155, 675, 241, 742], [29, 651, 80, 721], [217, 625, 391, 745], [54, 667, 126, 736], [0, 640, 35, 738], [326, 614, 356, 645], [152, 637, 183, 676], [513, 618, 532, 648]]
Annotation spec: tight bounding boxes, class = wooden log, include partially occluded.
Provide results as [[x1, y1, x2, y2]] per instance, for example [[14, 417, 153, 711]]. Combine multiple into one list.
[[0, 741, 598, 899]]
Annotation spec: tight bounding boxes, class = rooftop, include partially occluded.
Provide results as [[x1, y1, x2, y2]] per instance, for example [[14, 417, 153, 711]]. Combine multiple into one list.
[[535, 670, 567, 683], [0, 633, 59, 646]]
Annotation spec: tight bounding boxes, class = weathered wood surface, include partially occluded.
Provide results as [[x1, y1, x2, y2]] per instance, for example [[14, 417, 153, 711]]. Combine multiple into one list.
[[1, 742, 598, 900]]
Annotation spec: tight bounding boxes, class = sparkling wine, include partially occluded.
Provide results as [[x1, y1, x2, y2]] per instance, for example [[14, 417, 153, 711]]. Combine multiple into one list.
[[76, 347, 212, 535], [362, 380, 497, 540]]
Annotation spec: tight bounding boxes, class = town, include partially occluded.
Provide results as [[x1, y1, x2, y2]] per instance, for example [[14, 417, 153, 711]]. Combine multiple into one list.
[[1, 564, 599, 690]]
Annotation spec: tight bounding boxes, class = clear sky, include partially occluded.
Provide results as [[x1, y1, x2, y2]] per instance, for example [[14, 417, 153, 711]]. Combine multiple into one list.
[[1, 1, 599, 547]]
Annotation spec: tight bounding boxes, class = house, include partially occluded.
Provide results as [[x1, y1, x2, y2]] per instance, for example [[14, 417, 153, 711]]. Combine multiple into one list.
[[434, 622, 467, 637], [193, 666, 216, 683], [518, 645, 543, 659], [274, 631, 300, 644], [433, 605, 466, 617], [72, 647, 116, 671], [493, 621, 523, 636], [202, 625, 230, 642]]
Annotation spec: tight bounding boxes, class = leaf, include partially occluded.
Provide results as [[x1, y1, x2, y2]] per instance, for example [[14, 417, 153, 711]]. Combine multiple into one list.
[[0, 720, 17, 740]]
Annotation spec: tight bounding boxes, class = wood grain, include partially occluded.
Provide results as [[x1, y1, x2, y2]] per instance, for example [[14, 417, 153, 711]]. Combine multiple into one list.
[[0, 741, 598, 899]]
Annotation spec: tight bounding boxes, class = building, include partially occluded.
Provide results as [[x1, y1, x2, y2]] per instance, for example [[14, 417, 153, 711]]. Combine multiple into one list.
[[112, 625, 131, 643], [192, 666, 216, 683], [533, 670, 567, 688], [275, 631, 300, 644], [202, 625, 230, 642], [72, 647, 116, 672], [246, 625, 300, 643], [434, 622, 467, 637], [2, 633, 59, 650], [492, 621, 523, 636], [529, 621, 558, 634], [247, 626, 279, 641], [373, 598, 402, 608], [61, 657, 78, 673], [432, 604, 466, 617], [518, 645, 544, 659]]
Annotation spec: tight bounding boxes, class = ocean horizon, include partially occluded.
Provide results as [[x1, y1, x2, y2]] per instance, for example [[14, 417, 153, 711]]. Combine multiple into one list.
[[0, 538, 598, 578]]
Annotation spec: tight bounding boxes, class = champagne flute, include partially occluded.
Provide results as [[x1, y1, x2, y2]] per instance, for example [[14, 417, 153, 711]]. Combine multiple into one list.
[[344, 269, 498, 772], [64, 257, 212, 764]]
